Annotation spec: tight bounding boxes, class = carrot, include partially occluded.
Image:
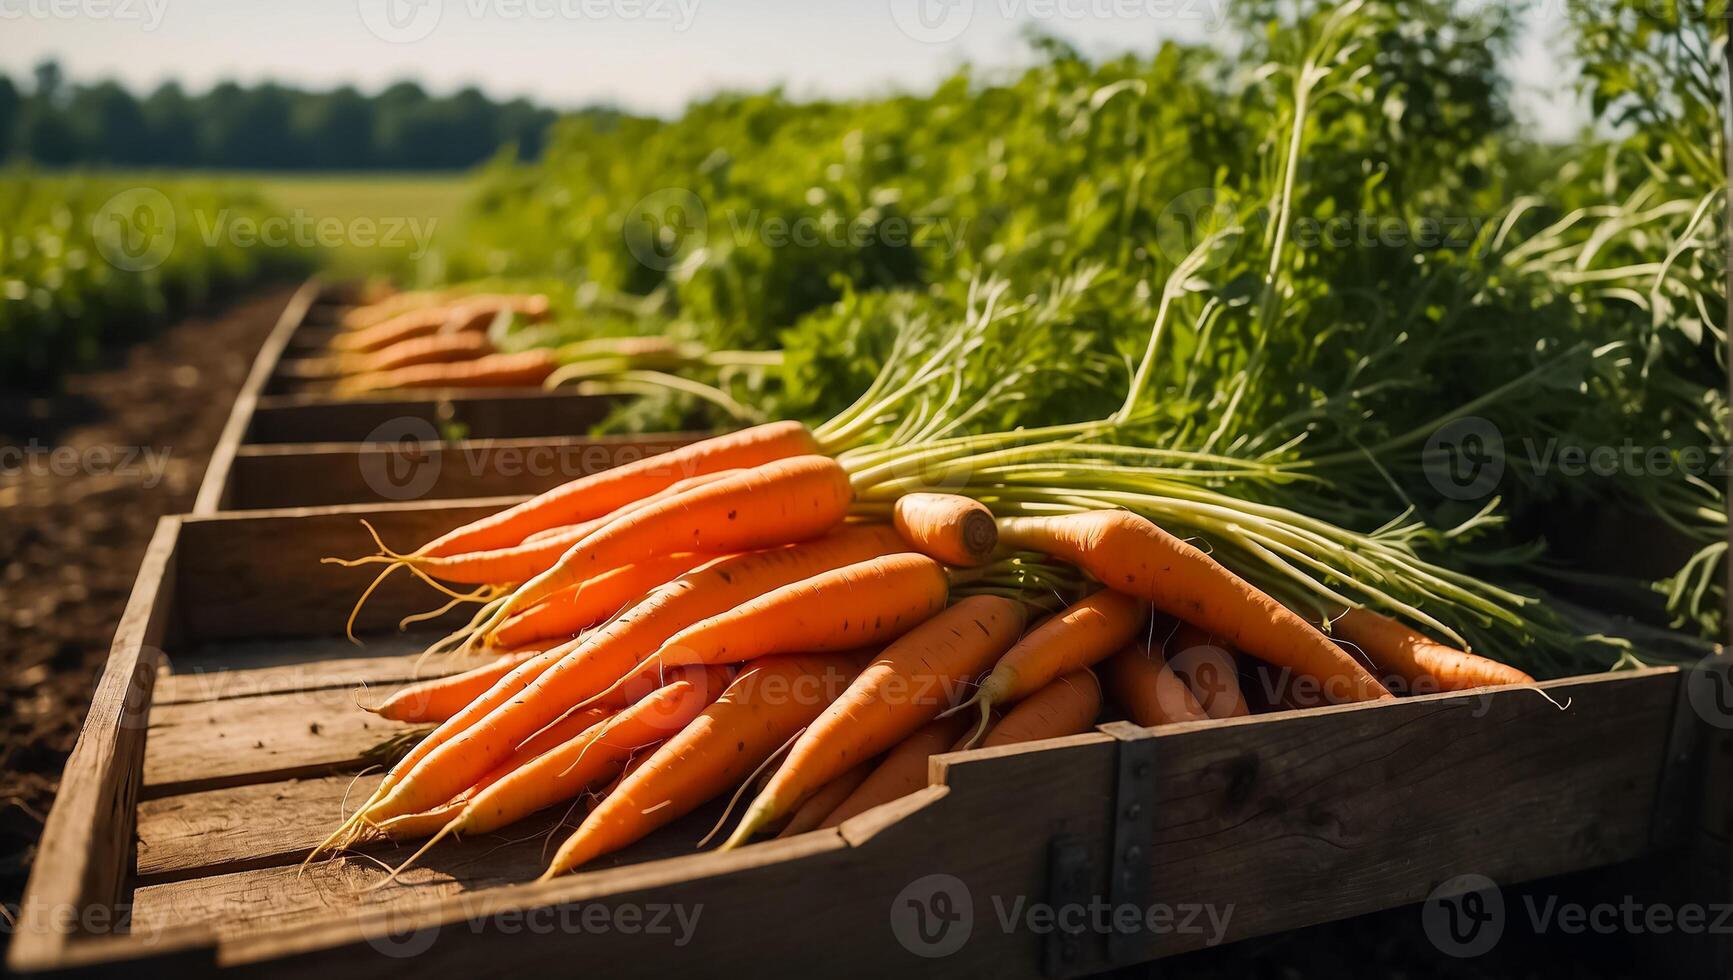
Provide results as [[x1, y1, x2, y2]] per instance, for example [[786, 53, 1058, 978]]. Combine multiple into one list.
[[418, 420, 820, 558], [484, 454, 854, 632], [542, 652, 861, 878], [367, 649, 547, 724], [776, 763, 873, 838], [353, 524, 907, 826], [979, 669, 1102, 747], [1161, 621, 1250, 718], [370, 705, 615, 840], [816, 712, 971, 830], [891, 493, 998, 567], [721, 594, 1026, 849], [335, 294, 549, 354], [351, 331, 494, 374], [373, 667, 729, 882], [340, 289, 453, 329], [1330, 608, 1534, 694], [997, 512, 1393, 704], [335, 350, 559, 395], [588, 553, 951, 705], [1104, 642, 1210, 727], [949, 588, 1148, 746], [456, 665, 731, 836], [490, 552, 711, 650]]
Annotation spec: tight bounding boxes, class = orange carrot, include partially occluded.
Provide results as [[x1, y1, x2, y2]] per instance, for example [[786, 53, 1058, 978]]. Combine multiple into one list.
[[490, 552, 711, 649], [542, 652, 861, 878], [1161, 621, 1250, 718], [1104, 642, 1210, 727], [997, 512, 1393, 704], [1331, 608, 1534, 694], [816, 712, 971, 830], [370, 704, 615, 840], [721, 594, 1026, 849], [891, 493, 998, 567], [949, 588, 1148, 745], [776, 763, 873, 838], [589, 553, 950, 705], [368, 649, 546, 724], [485, 455, 854, 630], [979, 669, 1102, 747], [354, 524, 906, 826], [335, 350, 559, 395], [419, 421, 820, 558], [341, 290, 452, 330], [335, 294, 549, 354], [352, 331, 494, 374]]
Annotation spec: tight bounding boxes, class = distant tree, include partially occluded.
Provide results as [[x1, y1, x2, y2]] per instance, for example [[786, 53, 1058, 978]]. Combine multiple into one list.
[[0, 75, 19, 159], [68, 81, 151, 164], [295, 86, 376, 168], [142, 82, 200, 166]]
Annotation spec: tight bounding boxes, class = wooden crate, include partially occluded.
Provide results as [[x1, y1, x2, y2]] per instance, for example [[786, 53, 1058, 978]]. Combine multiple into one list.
[[195, 278, 703, 512], [10, 503, 1730, 977]]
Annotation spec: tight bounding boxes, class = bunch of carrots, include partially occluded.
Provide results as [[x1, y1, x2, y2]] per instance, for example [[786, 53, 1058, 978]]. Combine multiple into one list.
[[292, 289, 783, 415], [314, 416, 1534, 885]]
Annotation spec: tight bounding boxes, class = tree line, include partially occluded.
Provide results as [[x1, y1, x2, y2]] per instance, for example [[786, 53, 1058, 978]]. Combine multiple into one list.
[[0, 61, 617, 170]]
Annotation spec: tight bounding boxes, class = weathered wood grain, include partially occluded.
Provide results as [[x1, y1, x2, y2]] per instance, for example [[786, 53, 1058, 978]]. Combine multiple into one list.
[[245, 391, 617, 444], [193, 279, 323, 514], [156, 633, 485, 705], [143, 684, 428, 798], [221, 434, 699, 510], [137, 774, 387, 882]]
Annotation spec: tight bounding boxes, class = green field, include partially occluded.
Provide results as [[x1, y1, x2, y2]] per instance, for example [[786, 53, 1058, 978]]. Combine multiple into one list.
[[248, 172, 477, 277]]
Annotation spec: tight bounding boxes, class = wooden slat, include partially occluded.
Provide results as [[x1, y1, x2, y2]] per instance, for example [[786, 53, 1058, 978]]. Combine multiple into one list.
[[193, 278, 323, 514], [137, 774, 386, 882], [8, 519, 178, 972], [143, 684, 426, 798], [156, 634, 485, 706], [222, 434, 700, 510], [172, 499, 523, 641], [244, 391, 617, 444], [110, 671, 1680, 979]]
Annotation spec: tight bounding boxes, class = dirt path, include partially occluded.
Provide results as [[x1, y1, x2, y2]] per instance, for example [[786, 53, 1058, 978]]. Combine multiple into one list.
[[0, 285, 296, 911]]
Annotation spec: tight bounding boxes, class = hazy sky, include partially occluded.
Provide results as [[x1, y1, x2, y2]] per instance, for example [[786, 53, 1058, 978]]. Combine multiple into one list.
[[2, 0, 1585, 137]]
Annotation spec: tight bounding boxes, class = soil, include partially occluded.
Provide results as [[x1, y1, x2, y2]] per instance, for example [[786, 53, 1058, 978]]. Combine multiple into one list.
[[0, 285, 296, 917]]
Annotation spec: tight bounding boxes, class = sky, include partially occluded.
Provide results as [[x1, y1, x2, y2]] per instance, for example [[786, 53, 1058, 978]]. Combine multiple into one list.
[[2, 0, 1586, 138]]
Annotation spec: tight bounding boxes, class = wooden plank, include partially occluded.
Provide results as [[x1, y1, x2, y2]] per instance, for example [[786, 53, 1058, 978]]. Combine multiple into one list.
[[7, 519, 178, 973], [244, 391, 617, 444], [143, 683, 428, 798], [222, 434, 700, 510], [108, 672, 1679, 979], [155, 634, 485, 706], [173, 499, 523, 641], [193, 278, 324, 514], [137, 774, 386, 882]]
